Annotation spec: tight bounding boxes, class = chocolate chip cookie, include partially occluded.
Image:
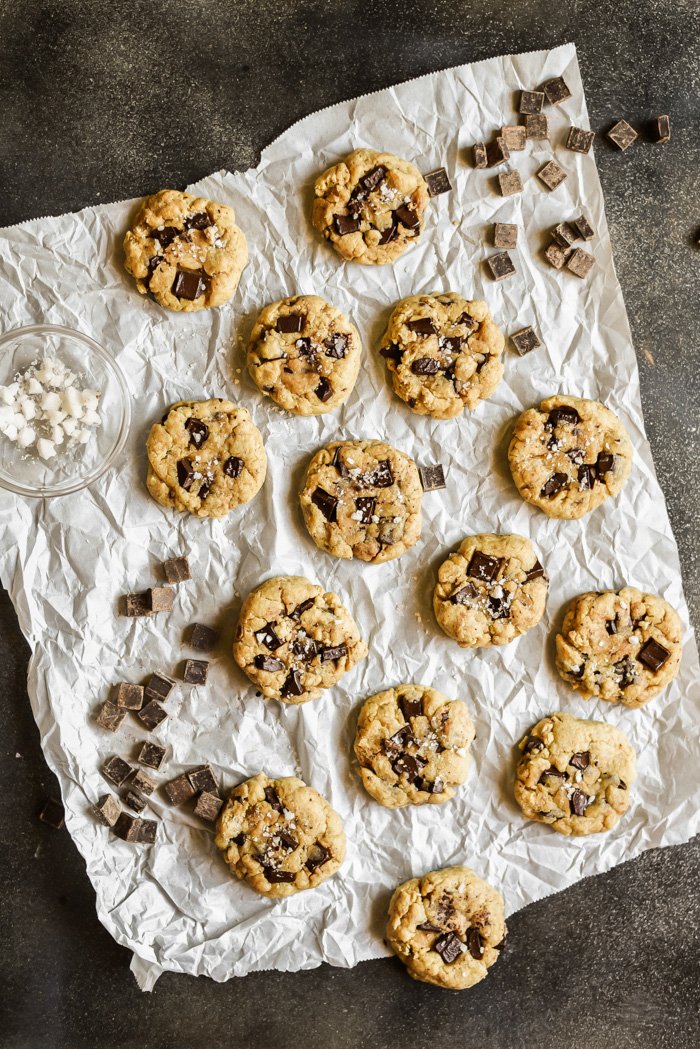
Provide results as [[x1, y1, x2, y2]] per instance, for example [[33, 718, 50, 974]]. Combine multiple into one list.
[[514, 712, 636, 836], [233, 575, 367, 704], [299, 440, 423, 564], [555, 587, 683, 708], [215, 772, 345, 897], [386, 866, 507, 990], [247, 295, 362, 415], [312, 148, 430, 265], [354, 685, 475, 808], [508, 395, 633, 518], [146, 399, 266, 518], [378, 294, 505, 418], [434, 534, 548, 648], [123, 189, 248, 311]]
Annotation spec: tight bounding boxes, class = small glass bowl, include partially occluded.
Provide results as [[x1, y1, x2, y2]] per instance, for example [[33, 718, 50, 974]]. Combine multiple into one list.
[[0, 324, 131, 498]]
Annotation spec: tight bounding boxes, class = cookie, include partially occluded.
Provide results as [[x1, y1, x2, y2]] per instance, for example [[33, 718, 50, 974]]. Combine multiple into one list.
[[378, 294, 505, 418], [514, 712, 636, 836], [299, 440, 423, 563], [123, 189, 248, 311], [146, 399, 266, 519], [247, 295, 362, 415], [434, 534, 548, 648], [555, 587, 683, 708], [508, 395, 633, 519], [386, 866, 507, 990], [354, 685, 475, 808], [233, 575, 367, 704], [215, 772, 345, 898], [312, 148, 430, 265]]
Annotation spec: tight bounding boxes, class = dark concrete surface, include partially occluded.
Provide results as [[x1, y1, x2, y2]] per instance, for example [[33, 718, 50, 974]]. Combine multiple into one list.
[[1, 2, 699, 1047]]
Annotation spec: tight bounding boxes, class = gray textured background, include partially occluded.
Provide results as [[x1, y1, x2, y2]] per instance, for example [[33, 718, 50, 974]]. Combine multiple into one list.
[[1, 2, 699, 1047]]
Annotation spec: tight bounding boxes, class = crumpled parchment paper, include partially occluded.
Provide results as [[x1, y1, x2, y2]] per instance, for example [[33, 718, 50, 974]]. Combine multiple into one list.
[[0, 43, 698, 990]]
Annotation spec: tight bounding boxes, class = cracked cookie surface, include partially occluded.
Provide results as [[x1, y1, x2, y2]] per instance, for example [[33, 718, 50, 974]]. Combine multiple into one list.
[[378, 293, 505, 418], [233, 575, 367, 704], [215, 772, 345, 898], [514, 712, 636, 836], [247, 295, 362, 415], [123, 189, 248, 311], [434, 534, 548, 648], [354, 685, 474, 808], [146, 398, 266, 518], [386, 866, 507, 990], [508, 395, 633, 519], [555, 587, 683, 708], [299, 439, 423, 563], [312, 148, 430, 265]]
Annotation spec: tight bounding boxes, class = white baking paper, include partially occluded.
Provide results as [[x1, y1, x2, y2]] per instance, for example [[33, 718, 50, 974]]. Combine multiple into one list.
[[0, 43, 698, 990]]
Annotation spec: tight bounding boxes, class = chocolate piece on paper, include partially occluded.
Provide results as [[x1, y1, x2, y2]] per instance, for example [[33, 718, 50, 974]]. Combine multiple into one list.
[[567, 248, 595, 278], [537, 160, 568, 190], [501, 125, 527, 151], [144, 673, 176, 703], [183, 658, 209, 685], [114, 814, 157, 843], [189, 623, 219, 651], [103, 755, 133, 787], [131, 770, 156, 796], [542, 75, 572, 106], [94, 794, 121, 827], [607, 119, 638, 151], [487, 251, 516, 280], [525, 113, 549, 139], [114, 683, 144, 710], [655, 114, 671, 144], [552, 222, 578, 248], [572, 214, 595, 240], [544, 243, 572, 269], [136, 819, 158, 844], [147, 586, 174, 613], [498, 169, 523, 196], [188, 765, 219, 795], [276, 314, 304, 333], [194, 791, 224, 822], [424, 167, 452, 196], [96, 701, 127, 732], [171, 269, 208, 301], [39, 798, 65, 829], [123, 790, 146, 814], [123, 592, 152, 618], [494, 223, 518, 249], [165, 774, 196, 806], [511, 326, 541, 356], [473, 142, 488, 168], [162, 556, 191, 583], [137, 700, 168, 730], [519, 89, 544, 114], [139, 741, 167, 770], [637, 638, 671, 671], [485, 137, 510, 167], [566, 126, 595, 154], [419, 464, 446, 491]]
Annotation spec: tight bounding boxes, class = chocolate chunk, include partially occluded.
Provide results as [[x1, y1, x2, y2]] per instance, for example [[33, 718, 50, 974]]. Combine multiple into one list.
[[501, 125, 527, 151], [406, 317, 438, 335], [177, 457, 195, 490], [524, 560, 546, 582], [487, 595, 510, 620], [569, 751, 590, 771], [165, 774, 196, 806], [188, 765, 218, 795], [255, 623, 282, 650], [96, 701, 127, 732], [537, 160, 568, 190], [637, 638, 670, 672], [392, 753, 425, 783], [466, 927, 484, 959], [467, 550, 503, 582], [498, 169, 523, 196], [276, 313, 304, 334], [494, 222, 518, 249], [383, 727, 413, 759], [320, 643, 348, 663], [262, 864, 296, 884], [524, 736, 545, 753], [145, 673, 176, 703], [311, 487, 338, 522], [172, 269, 208, 301], [473, 142, 488, 168], [433, 931, 463, 964], [596, 452, 615, 476], [418, 464, 446, 491], [655, 115, 671, 144], [540, 472, 569, 498], [113, 813, 141, 842], [485, 137, 510, 167], [137, 701, 168, 730], [567, 248, 595, 278], [378, 219, 398, 244], [399, 694, 423, 720], [152, 225, 179, 247], [615, 657, 637, 687], [365, 459, 394, 488], [305, 843, 331, 873], [487, 251, 516, 280], [291, 635, 318, 663], [136, 819, 158, 844], [147, 255, 164, 283], [418, 777, 445, 795], [334, 214, 361, 236], [545, 243, 572, 269], [139, 741, 166, 770], [520, 89, 545, 114], [395, 204, 419, 229], [162, 556, 191, 584], [567, 126, 595, 154], [275, 829, 298, 853], [184, 211, 212, 230], [542, 76, 571, 106], [570, 789, 589, 816], [103, 756, 133, 787], [552, 222, 578, 248], [525, 113, 549, 139], [315, 376, 333, 402], [197, 476, 213, 501], [451, 583, 478, 604], [131, 769, 156, 796], [39, 798, 65, 830], [605, 618, 618, 636], [410, 357, 440, 375], [194, 791, 224, 822], [123, 790, 146, 814], [355, 496, 376, 524], [424, 167, 452, 196], [572, 214, 595, 240], [254, 654, 285, 672], [146, 586, 174, 613], [359, 164, 387, 193], [578, 464, 595, 490], [538, 765, 566, 784], [607, 119, 638, 151], [281, 669, 304, 698], [185, 417, 209, 450], [183, 658, 209, 685], [94, 794, 121, 827], [511, 326, 541, 356], [289, 597, 315, 621], [221, 455, 242, 480], [123, 592, 152, 618], [189, 623, 218, 651], [548, 406, 581, 427], [114, 683, 144, 710], [325, 333, 348, 358]]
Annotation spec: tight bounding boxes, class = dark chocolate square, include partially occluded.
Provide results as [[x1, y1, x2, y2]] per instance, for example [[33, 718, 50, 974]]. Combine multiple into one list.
[[573, 214, 595, 240], [511, 326, 542, 356], [424, 167, 452, 196], [552, 222, 578, 248], [171, 269, 208, 301], [567, 248, 595, 278], [494, 223, 518, 249], [165, 774, 196, 806], [188, 765, 218, 794], [519, 89, 544, 114], [542, 76, 572, 106], [114, 683, 144, 710], [566, 126, 595, 154], [607, 119, 638, 151], [39, 798, 65, 830], [147, 586, 174, 613], [501, 126, 526, 151], [418, 464, 446, 491], [123, 592, 152, 618], [144, 673, 176, 703], [139, 741, 167, 770], [487, 251, 516, 281], [498, 170, 523, 196], [537, 160, 568, 191], [194, 791, 224, 822], [94, 794, 121, 827], [655, 115, 671, 143], [183, 658, 209, 685], [123, 790, 146, 814], [485, 137, 510, 167], [189, 623, 219, 651], [96, 701, 127, 732], [103, 755, 133, 787], [525, 113, 549, 139], [137, 701, 168, 730], [162, 556, 191, 584], [131, 769, 156, 796]]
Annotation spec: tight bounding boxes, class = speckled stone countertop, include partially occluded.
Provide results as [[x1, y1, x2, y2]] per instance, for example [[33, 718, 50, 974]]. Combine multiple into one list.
[[1, 2, 698, 1047]]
